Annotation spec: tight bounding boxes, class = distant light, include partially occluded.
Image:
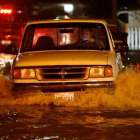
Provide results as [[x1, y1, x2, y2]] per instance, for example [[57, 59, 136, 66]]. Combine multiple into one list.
[[18, 10, 22, 14], [1, 40, 12, 45], [0, 9, 4, 13], [4, 9, 8, 14], [64, 4, 74, 14], [5, 36, 9, 40], [124, 7, 128, 10], [8, 10, 12, 14], [0, 9, 12, 14]]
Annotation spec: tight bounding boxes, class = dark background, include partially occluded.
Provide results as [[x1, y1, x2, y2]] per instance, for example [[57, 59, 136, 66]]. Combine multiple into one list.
[[0, 0, 140, 21]]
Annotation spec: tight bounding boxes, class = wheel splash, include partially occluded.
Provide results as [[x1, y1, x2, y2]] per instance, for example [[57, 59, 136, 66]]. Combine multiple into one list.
[[0, 65, 140, 109]]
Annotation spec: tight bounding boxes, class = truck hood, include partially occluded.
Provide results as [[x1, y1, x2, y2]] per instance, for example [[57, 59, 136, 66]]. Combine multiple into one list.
[[15, 50, 110, 67]]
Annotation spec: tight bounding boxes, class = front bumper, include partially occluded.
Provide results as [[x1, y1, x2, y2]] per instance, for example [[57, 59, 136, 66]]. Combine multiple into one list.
[[14, 81, 114, 93]]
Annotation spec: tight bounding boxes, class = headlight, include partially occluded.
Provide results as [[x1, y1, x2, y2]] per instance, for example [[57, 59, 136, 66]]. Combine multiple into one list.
[[89, 66, 113, 78], [89, 67, 104, 78], [13, 68, 36, 79]]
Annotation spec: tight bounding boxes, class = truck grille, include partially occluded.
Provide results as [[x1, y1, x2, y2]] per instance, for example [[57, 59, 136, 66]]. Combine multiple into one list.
[[35, 67, 90, 81]]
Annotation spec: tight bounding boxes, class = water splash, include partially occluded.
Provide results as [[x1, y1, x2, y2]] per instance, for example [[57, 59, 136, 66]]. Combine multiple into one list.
[[0, 75, 13, 97], [1, 66, 140, 109]]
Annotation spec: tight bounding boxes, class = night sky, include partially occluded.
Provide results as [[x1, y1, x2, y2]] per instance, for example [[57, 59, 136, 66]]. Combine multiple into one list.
[[0, 0, 140, 11]]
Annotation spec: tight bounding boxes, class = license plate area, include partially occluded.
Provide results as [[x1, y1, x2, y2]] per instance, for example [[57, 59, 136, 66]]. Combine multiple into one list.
[[54, 92, 74, 101]]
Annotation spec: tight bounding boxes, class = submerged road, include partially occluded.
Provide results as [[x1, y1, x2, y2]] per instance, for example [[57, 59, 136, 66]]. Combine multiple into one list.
[[0, 106, 140, 139]]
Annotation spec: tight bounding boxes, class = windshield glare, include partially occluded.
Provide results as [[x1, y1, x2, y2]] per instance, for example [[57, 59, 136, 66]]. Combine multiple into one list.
[[22, 23, 110, 52]]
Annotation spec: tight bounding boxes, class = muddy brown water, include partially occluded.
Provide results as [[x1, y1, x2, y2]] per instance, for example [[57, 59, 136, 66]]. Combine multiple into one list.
[[1, 106, 140, 140]]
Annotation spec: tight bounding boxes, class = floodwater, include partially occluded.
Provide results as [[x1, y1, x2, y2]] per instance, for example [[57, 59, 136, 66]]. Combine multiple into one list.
[[0, 53, 140, 139]]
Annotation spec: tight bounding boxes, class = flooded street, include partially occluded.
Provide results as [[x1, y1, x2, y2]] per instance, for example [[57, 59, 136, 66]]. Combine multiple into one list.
[[0, 51, 140, 139], [1, 106, 140, 139]]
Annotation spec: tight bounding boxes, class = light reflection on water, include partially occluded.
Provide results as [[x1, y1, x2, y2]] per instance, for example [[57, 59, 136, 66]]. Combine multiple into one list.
[[0, 106, 140, 139], [0, 68, 140, 139]]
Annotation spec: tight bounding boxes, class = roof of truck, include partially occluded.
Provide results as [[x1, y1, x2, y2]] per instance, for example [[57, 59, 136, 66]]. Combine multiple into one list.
[[26, 19, 108, 26]]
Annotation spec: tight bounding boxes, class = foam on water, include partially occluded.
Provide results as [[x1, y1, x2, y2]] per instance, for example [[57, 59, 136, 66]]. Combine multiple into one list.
[[1, 67, 140, 109], [0, 75, 13, 97]]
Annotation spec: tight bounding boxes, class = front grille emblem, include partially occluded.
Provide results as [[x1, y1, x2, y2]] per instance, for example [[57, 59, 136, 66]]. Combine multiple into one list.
[[58, 70, 67, 76]]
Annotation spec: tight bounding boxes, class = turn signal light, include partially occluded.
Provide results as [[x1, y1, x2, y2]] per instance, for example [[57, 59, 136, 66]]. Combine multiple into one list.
[[105, 67, 113, 77], [89, 66, 113, 78], [13, 68, 36, 79], [13, 69, 21, 79]]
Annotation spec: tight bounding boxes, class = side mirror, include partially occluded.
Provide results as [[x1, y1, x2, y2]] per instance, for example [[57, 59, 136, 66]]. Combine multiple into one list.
[[115, 43, 129, 56], [4, 45, 18, 55]]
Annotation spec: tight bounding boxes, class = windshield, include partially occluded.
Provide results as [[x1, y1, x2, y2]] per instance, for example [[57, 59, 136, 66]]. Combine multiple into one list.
[[21, 22, 110, 52]]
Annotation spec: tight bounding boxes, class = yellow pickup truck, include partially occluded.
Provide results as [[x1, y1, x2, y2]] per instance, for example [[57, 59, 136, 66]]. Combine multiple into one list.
[[4, 19, 123, 98]]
